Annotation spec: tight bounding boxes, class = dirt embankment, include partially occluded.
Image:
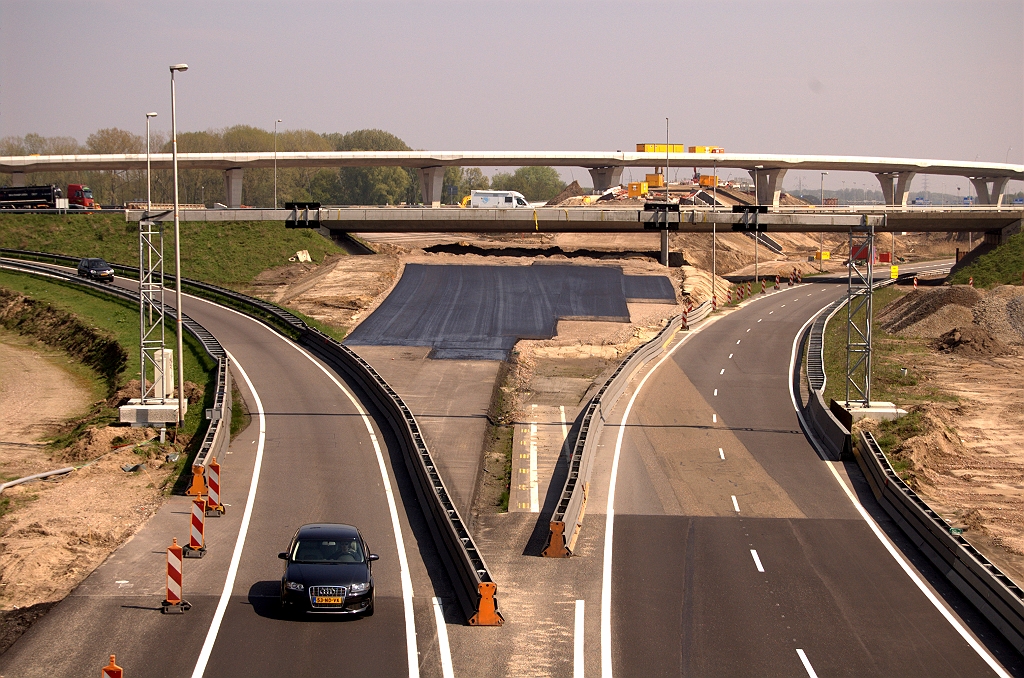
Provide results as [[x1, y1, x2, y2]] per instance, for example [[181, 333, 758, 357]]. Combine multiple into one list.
[[866, 283, 1024, 582]]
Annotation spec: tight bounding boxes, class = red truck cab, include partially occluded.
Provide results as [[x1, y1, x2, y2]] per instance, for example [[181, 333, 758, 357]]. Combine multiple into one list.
[[68, 184, 95, 208]]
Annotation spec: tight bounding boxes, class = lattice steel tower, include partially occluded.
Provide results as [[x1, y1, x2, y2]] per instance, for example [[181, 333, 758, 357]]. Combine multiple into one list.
[[845, 216, 875, 406], [138, 219, 168, 403]]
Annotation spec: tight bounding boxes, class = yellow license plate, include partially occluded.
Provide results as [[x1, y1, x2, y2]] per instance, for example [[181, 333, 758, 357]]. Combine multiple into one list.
[[315, 596, 343, 604]]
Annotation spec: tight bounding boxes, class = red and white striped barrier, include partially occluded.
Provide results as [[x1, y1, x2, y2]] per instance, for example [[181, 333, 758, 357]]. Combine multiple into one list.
[[205, 460, 225, 517], [913, 276, 918, 290], [184, 497, 207, 558], [727, 288, 733, 304], [969, 276, 974, 287], [775, 275, 780, 290], [102, 654, 123, 678], [162, 538, 190, 613], [746, 281, 752, 297], [761, 280, 766, 294], [788, 272, 794, 286], [712, 294, 717, 310], [797, 271, 803, 284]]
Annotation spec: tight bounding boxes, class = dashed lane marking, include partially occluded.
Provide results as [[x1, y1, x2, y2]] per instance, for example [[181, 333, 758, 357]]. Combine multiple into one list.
[[719, 448, 725, 460], [720, 368, 725, 375], [751, 549, 764, 572], [796, 649, 818, 678], [732, 495, 740, 512]]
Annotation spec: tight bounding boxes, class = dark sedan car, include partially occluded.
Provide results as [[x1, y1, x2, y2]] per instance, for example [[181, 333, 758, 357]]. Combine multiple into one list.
[[77, 258, 115, 282], [279, 523, 378, 616]]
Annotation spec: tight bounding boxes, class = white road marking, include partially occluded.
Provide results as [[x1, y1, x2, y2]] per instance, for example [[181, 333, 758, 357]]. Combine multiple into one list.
[[719, 448, 725, 460], [746, 328, 751, 333], [732, 495, 740, 512], [751, 549, 764, 572], [788, 307, 1011, 678], [560, 404, 568, 441], [713, 413, 717, 423], [782, 304, 787, 307], [736, 339, 741, 344], [769, 311, 774, 314], [190, 352, 267, 678], [796, 649, 818, 678], [432, 598, 455, 678], [720, 368, 725, 375], [757, 318, 762, 322], [728, 353, 733, 359], [185, 297, 421, 678], [575, 599, 585, 678], [714, 389, 718, 396], [602, 310, 715, 678], [530, 421, 539, 512]]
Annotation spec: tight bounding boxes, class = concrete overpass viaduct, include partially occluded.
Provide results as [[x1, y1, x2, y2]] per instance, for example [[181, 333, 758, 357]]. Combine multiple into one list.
[[3, 151, 1023, 209]]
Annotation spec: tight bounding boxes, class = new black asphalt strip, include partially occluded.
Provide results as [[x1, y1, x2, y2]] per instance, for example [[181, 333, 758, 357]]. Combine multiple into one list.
[[346, 264, 674, 359]]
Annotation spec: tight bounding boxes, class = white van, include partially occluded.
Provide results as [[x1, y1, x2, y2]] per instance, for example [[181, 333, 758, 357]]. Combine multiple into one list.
[[469, 190, 530, 208]]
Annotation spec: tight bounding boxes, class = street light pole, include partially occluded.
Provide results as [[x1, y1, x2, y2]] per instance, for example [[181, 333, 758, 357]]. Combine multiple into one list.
[[146, 112, 158, 211], [819, 171, 828, 272], [753, 165, 762, 286], [712, 159, 717, 309], [170, 63, 188, 426], [274, 119, 282, 209]]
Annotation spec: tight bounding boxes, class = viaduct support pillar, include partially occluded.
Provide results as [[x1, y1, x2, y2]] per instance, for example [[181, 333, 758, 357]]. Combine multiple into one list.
[[970, 177, 1010, 206], [874, 172, 916, 206], [417, 166, 444, 207], [749, 169, 788, 207], [588, 166, 624, 192], [660, 230, 669, 266], [223, 168, 243, 209], [11, 172, 26, 187]]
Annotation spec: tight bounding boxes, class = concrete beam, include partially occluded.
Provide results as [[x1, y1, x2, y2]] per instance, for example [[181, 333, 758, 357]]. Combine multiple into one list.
[[417, 166, 445, 208], [749, 169, 787, 208], [223, 168, 243, 209], [970, 176, 1010, 206], [11, 172, 25, 187], [588, 166, 623, 192], [874, 171, 916, 206]]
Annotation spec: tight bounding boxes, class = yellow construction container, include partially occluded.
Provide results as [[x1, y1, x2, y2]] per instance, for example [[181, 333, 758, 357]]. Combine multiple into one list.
[[698, 175, 719, 188], [636, 144, 684, 154], [688, 145, 726, 154], [627, 182, 649, 198], [646, 174, 665, 188]]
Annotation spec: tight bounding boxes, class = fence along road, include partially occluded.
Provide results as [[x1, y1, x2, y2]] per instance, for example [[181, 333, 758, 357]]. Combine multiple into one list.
[[595, 282, 1017, 676], [0, 260, 448, 678]]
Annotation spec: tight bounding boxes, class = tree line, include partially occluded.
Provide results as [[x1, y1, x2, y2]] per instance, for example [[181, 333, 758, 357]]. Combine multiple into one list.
[[0, 127, 567, 206]]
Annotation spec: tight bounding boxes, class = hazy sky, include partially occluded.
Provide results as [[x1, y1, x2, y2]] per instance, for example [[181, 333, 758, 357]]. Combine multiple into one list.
[[1, 0, 1022, 193]]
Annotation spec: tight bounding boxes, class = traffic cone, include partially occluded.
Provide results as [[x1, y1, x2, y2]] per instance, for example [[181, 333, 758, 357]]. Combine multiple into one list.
[[101, 654, 123, 678], [186, 465, 206, 496]]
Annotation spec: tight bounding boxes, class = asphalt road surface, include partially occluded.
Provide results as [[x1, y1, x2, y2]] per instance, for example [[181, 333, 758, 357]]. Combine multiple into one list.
[[601, 281, 1019, 677], [0, 271, 449, 678], [346, 263, 673, 359]]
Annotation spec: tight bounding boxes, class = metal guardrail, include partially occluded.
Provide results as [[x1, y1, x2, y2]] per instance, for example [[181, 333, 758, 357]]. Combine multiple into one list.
[[0, 248, 502, 625], [543, 300, 712, 557], [0, 256, 232, 471], [856, 431, 1024, 653]]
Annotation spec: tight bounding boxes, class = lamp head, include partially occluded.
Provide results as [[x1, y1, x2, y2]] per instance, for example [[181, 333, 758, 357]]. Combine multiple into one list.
[[277, 119, 283, 123], [146, 112, 158, 118], [170, 64, 189, 72]]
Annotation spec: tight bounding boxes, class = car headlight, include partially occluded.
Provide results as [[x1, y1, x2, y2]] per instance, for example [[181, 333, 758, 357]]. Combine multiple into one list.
[[284, 581, 304, 591], [349, 582, 370, 594]]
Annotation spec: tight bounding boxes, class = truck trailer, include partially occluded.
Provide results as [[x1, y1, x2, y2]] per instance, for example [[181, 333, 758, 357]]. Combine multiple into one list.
[[0, 183, 95, 209]]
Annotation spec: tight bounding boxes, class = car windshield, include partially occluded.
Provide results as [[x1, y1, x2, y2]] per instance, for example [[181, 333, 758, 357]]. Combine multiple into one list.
[[83, 188, 93, 198], [91, 259, 109, 268], [291, 537, 364, 563]]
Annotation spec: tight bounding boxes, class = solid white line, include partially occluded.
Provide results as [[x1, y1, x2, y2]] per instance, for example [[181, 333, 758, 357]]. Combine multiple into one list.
[[184, 295, 421, 678], [732, 495, 740, 512], [751, 549, 764, 572], [719, 448, 725, 460], [788, 306, 1011, 678], [796, 649, 818, 678], [575, 599, 585, 678], [601, 310, 714, 678], [432, 598, 455, 678], [190, 352, 265, 678]]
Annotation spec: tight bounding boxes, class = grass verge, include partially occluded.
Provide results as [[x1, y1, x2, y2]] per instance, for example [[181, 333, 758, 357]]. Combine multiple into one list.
[[948, 230, 1024, 288]]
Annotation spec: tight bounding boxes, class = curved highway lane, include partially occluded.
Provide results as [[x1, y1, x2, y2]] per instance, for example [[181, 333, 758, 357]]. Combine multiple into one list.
[[0, 272, 447, 678], [598, 283, 1018, 677]]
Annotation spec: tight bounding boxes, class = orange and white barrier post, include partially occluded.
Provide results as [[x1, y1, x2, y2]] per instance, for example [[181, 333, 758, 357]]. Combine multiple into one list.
[[712, 294, 717, 310], [186, 465, 207, 496], [797, 271, 803, 283], [205, 461, 225, 517], [727, 288, 732, 304], [746, 281, 752, 297], [968, 276, 974, 287], [162, 538, 191, 613], [101, 654, 123, 678], [183, 497, 207, 558], [913, 276, 918, 290], [775, 274, 780, 290], [760, 280, 766, 294]]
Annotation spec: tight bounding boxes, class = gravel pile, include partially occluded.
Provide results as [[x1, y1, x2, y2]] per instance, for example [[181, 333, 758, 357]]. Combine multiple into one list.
[[973, 285, 1024, 346], [901, 304, 975, 338], [878, 286, 983, 335], [935, 326, 1011, 357]]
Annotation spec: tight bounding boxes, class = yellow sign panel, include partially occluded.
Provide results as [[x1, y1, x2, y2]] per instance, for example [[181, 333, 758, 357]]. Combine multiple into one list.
[[891, 265, 899, 279], [815, 251, 831, 261]]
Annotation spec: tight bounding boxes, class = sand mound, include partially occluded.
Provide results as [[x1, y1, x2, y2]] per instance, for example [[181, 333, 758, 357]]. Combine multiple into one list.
[[935, 326, 1010, 358], [545, 180, 589, 207], [878, 286, 983, 335], [901, 304, 975, 338]]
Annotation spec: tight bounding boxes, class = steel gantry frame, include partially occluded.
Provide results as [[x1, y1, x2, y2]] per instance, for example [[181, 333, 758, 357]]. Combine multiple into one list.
[[845, 216, 875, 406], [138, 219, 168, 403]]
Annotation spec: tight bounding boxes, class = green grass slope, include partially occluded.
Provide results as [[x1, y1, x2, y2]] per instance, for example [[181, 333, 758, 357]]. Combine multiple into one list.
[[949, 231, 1024, 288], [0, 213, 343, 287]]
